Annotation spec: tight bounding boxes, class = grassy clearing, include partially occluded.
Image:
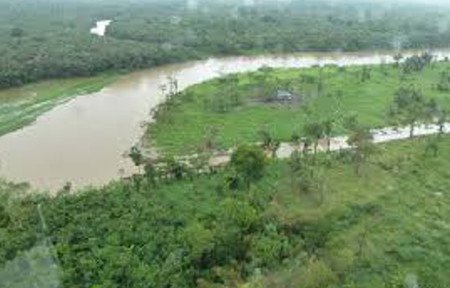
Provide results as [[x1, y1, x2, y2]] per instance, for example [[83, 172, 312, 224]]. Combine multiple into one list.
[[146, 62, 450, 155], [0, 74, 118, 136], [1, 136, 449, 287]]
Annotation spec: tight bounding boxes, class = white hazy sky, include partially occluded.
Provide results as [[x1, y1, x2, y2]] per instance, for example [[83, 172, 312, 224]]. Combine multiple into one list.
[[262, 0, 450, 4]]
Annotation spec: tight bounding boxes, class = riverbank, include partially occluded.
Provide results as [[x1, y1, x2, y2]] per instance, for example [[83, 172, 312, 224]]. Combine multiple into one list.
[[0, 74, 118, 137]]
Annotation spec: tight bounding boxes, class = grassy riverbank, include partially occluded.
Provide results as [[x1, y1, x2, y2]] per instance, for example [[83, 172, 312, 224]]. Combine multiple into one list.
[[1, 136, 449, 287], [0, 74, 118, 136], [146, 61, 450, 155]]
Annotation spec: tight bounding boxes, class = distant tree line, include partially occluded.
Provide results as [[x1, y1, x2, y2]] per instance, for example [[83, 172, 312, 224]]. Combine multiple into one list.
[[1, 0, 450, 89]]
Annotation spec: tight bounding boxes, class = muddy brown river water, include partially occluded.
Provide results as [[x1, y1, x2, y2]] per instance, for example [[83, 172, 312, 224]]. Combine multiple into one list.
[[1, 50, 450, 192]]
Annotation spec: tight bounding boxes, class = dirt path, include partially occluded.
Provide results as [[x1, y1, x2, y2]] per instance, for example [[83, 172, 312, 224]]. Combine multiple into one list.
[[205, 122, 450, 166]]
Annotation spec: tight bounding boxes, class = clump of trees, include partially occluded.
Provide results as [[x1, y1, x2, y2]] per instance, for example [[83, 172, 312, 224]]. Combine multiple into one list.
[[302, 117, 335, 154], [389, 87, 437, 138], [229, 145, 267, 189], [401, 53, 433, 74]]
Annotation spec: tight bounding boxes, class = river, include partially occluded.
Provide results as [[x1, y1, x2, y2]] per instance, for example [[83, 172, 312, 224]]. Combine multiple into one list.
[[1, 50, 450, 192]]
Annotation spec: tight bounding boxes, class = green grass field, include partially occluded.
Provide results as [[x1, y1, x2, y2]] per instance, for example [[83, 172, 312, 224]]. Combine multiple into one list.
[[146, 62, 450, 155], [0, 74, 118, 136]]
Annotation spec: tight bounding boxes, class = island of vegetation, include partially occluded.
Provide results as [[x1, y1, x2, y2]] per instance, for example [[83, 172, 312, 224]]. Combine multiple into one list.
[[146, 53, 450, 155]]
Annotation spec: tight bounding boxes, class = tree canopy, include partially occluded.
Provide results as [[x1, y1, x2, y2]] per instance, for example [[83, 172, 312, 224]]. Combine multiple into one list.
[[1, 0, 450, 89]]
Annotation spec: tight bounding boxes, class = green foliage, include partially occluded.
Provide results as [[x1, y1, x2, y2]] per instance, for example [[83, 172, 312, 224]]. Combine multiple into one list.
[[389, 87, 436, 137], [249, 224, 290, 269], [230, 145, 267, 187], [436, 107, 449, 134], [303, 120, 325, 154], [1, 137, 450, 287], [401, 53, 433, 74], [424, 136, 439, 157], [205, 91, 242, 114], [261, 258, 338, 288], [347, 125, 375, 175], [437, 70, 450, 91], [1, 0, 450, 89], [289, 151, 322, 194], [128, 145, 144, 168], [182, 222, 214, 261], [143, 161, 158, 187], [360, 66, 372, 82], [0, 205, 10, 228]]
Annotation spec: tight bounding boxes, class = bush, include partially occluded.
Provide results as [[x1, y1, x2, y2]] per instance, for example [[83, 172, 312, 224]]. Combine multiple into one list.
[[230, 145, 267, 188]]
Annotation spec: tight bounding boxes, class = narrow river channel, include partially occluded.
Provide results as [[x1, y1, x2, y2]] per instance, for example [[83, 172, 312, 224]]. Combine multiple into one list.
[[1, 50, 450, 192]]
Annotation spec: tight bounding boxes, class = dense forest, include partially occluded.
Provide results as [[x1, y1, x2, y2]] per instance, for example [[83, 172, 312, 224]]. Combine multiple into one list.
[[1, 135, 450, 287], [1, 0, 450, 88]]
